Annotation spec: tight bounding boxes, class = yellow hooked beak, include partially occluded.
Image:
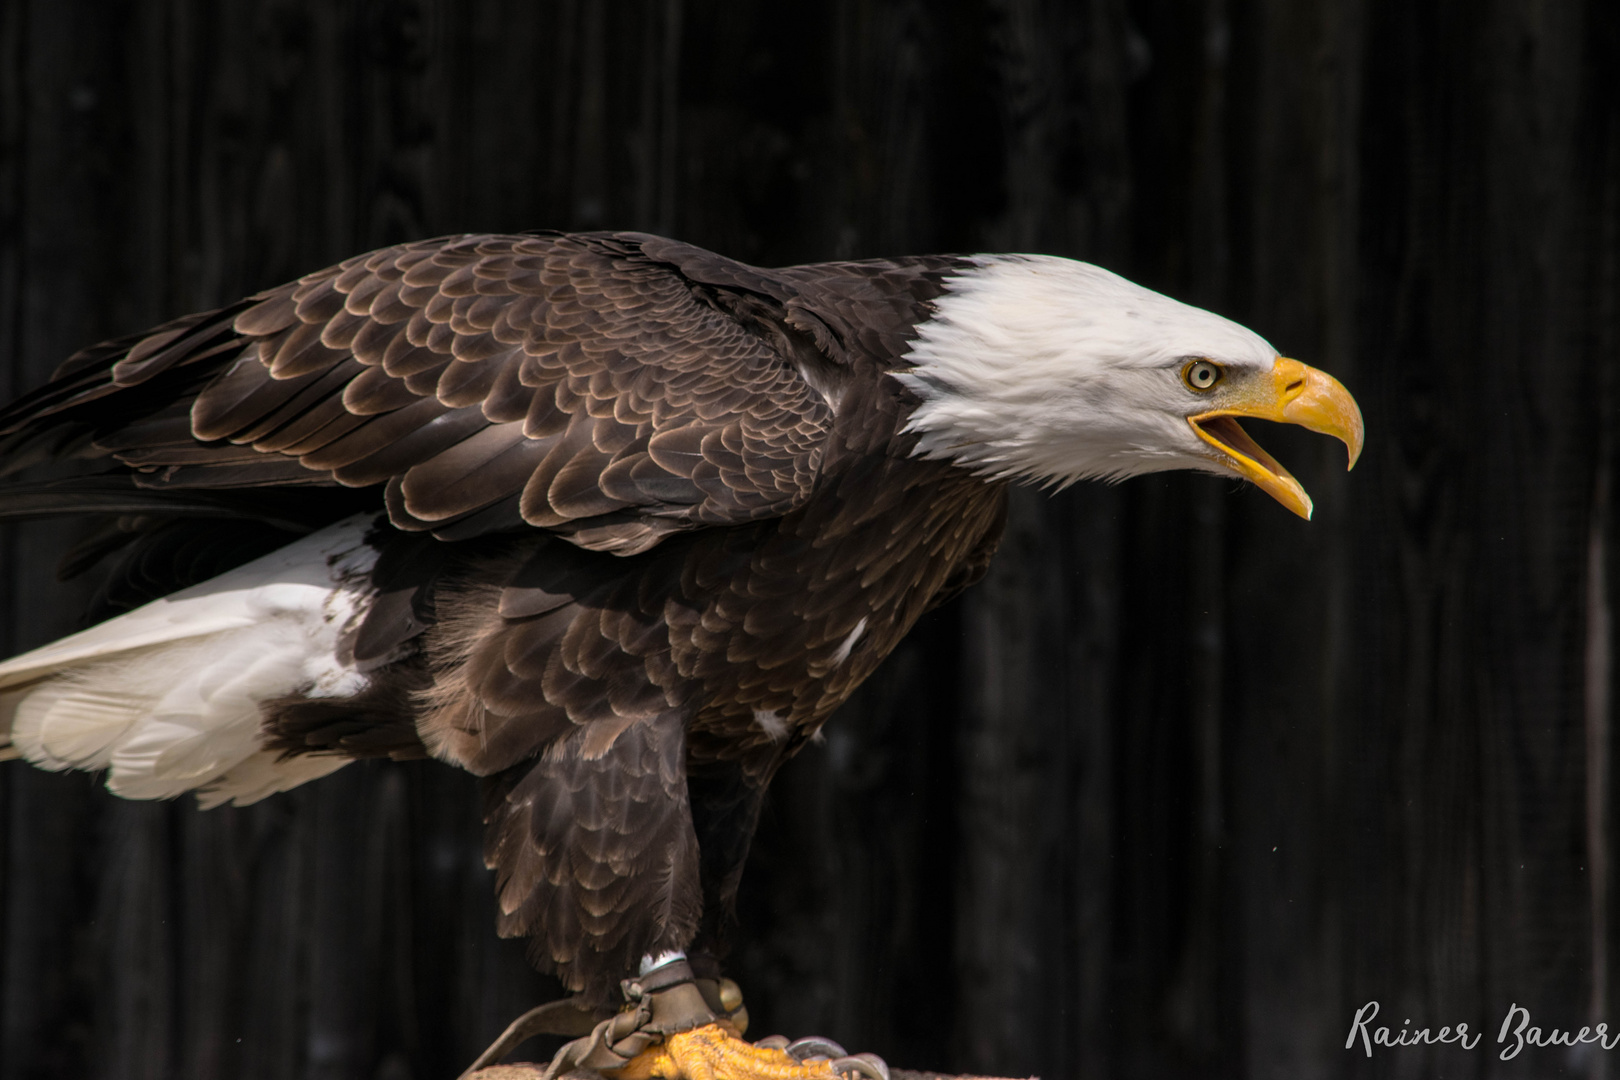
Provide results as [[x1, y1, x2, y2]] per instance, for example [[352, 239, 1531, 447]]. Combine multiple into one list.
[[1187, 357, 1364, 520]]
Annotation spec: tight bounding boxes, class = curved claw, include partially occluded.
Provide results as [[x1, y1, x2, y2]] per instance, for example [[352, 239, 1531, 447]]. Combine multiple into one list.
[[786, 1036, 849, 1061], [752, 1034, 792, 1051], [830, 1053, 890, 1080]]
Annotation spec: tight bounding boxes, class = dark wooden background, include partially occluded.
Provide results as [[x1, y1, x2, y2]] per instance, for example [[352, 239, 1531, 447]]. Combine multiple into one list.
[[1, 2, 1617, 1078]]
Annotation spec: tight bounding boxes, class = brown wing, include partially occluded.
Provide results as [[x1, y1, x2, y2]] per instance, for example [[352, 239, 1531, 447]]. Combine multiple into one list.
[[0, 232, 836, 555]]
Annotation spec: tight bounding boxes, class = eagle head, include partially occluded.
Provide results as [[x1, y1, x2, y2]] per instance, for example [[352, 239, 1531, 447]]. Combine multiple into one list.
[[895, 255, 1363, 518]]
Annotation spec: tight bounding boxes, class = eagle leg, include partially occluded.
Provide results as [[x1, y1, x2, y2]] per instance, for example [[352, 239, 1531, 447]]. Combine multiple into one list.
[[498, 959, 887, 1080]]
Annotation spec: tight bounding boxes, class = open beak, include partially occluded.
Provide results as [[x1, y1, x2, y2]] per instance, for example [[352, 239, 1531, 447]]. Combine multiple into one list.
[[1187, 357, 1363, 520]]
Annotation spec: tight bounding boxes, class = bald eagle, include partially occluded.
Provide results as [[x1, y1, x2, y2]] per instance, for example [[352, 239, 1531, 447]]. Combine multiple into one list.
[[0, 232, 1360, 1080]]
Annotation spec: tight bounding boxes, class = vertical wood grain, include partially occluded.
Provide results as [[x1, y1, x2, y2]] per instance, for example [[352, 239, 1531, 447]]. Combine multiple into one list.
[[0, 2, 1616, 1078]]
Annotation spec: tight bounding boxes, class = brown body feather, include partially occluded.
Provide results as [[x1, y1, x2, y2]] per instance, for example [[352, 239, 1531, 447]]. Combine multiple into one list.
[[0, 232, 1007, 1003]]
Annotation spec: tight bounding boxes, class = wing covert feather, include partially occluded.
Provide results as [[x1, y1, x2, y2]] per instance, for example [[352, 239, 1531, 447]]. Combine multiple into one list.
[[0, 233, 844, 554]]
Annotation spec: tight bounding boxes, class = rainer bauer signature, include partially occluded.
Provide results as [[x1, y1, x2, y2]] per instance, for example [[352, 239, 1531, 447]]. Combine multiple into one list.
[[1347, 1001, 1620, 1060]]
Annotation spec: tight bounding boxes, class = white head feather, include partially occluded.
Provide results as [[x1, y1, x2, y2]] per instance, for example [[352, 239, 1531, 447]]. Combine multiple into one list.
[[894, 255, 1280, 486]]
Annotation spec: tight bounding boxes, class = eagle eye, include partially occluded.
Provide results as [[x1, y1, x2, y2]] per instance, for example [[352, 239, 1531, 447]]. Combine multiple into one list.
[[1182, 359, 1222, 391]]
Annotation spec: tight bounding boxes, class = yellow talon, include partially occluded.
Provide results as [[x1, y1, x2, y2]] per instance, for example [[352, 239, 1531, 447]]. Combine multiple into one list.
[[612, 1024, 839, 1080]]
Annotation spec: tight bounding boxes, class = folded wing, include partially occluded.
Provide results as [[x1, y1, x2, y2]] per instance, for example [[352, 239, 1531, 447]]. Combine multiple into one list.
[[0, 232, 839, 556]]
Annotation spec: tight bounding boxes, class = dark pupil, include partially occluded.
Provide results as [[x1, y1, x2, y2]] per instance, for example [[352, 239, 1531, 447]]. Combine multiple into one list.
[[1195, 366, 1210, 384]]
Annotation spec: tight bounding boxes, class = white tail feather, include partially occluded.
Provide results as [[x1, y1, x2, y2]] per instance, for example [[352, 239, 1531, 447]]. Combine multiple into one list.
[[195, 750, 351, 809], [0, 515, 383, 806]]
